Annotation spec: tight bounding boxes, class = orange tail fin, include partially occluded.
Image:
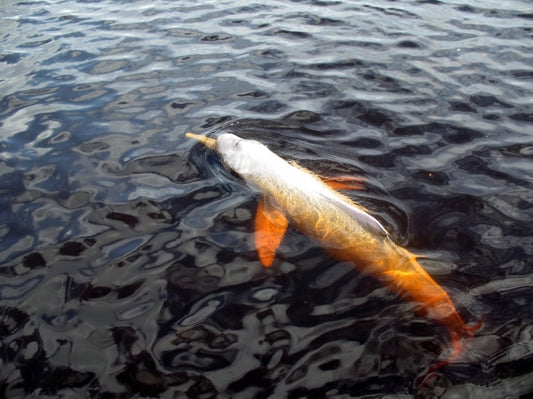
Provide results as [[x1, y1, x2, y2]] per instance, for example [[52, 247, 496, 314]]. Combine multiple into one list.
[[417, 319, 484, 386]]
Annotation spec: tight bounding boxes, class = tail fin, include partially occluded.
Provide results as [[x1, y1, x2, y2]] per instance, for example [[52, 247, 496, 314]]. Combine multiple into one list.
[[417, 318, 484, 386]]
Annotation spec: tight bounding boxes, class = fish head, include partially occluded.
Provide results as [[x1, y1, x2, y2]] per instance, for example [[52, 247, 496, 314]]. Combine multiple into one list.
[[215, 133, 268, 177], [186, 132, 274, 178]]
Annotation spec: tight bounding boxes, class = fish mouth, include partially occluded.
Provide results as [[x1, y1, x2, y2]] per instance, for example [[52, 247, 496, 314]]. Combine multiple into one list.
[[185, 132, 217, 150]]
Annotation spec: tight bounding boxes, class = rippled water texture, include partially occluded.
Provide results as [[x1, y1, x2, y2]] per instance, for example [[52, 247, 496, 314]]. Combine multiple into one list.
[[1, 0, 532, 397]]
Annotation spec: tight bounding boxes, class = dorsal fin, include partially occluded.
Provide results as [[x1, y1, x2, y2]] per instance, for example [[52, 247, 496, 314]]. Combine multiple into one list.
[[324, 194, 389, 237], [288, 160, 388, 237]]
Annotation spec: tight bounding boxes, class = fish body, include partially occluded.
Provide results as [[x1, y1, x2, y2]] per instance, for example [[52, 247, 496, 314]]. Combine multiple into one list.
[[186, 132, 480, 360]]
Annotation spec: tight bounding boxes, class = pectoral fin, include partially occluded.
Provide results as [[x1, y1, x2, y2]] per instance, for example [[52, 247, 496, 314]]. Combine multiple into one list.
[[255, 200, 289, 267]]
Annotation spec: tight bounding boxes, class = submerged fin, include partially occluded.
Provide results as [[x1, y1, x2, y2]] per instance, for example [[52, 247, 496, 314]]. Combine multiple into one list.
[[255, 199, 289, 267], [289, 161, 367, 191], [321, 175, 366, 191]]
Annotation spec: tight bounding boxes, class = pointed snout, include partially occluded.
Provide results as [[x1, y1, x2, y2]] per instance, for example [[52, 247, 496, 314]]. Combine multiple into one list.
[[185, 132, 217, 150]]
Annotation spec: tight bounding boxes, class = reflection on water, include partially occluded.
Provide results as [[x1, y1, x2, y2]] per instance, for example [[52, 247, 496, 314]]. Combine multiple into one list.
[[1, 0, 532, 397]]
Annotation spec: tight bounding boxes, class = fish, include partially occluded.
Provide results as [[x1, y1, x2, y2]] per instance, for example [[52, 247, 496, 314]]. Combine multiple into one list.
[[186, 131, 481, 377]]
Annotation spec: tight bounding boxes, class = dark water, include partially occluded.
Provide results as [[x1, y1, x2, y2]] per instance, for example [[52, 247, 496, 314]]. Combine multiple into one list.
[[1, 0, 532, 397]]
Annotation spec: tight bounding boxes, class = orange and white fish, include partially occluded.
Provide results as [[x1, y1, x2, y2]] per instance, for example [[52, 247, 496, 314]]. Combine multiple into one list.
[[186, 131, 481, 373]]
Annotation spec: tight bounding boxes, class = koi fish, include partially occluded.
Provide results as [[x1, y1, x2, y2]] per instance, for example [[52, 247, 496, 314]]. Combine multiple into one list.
[[186, 131, 481, 374]]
